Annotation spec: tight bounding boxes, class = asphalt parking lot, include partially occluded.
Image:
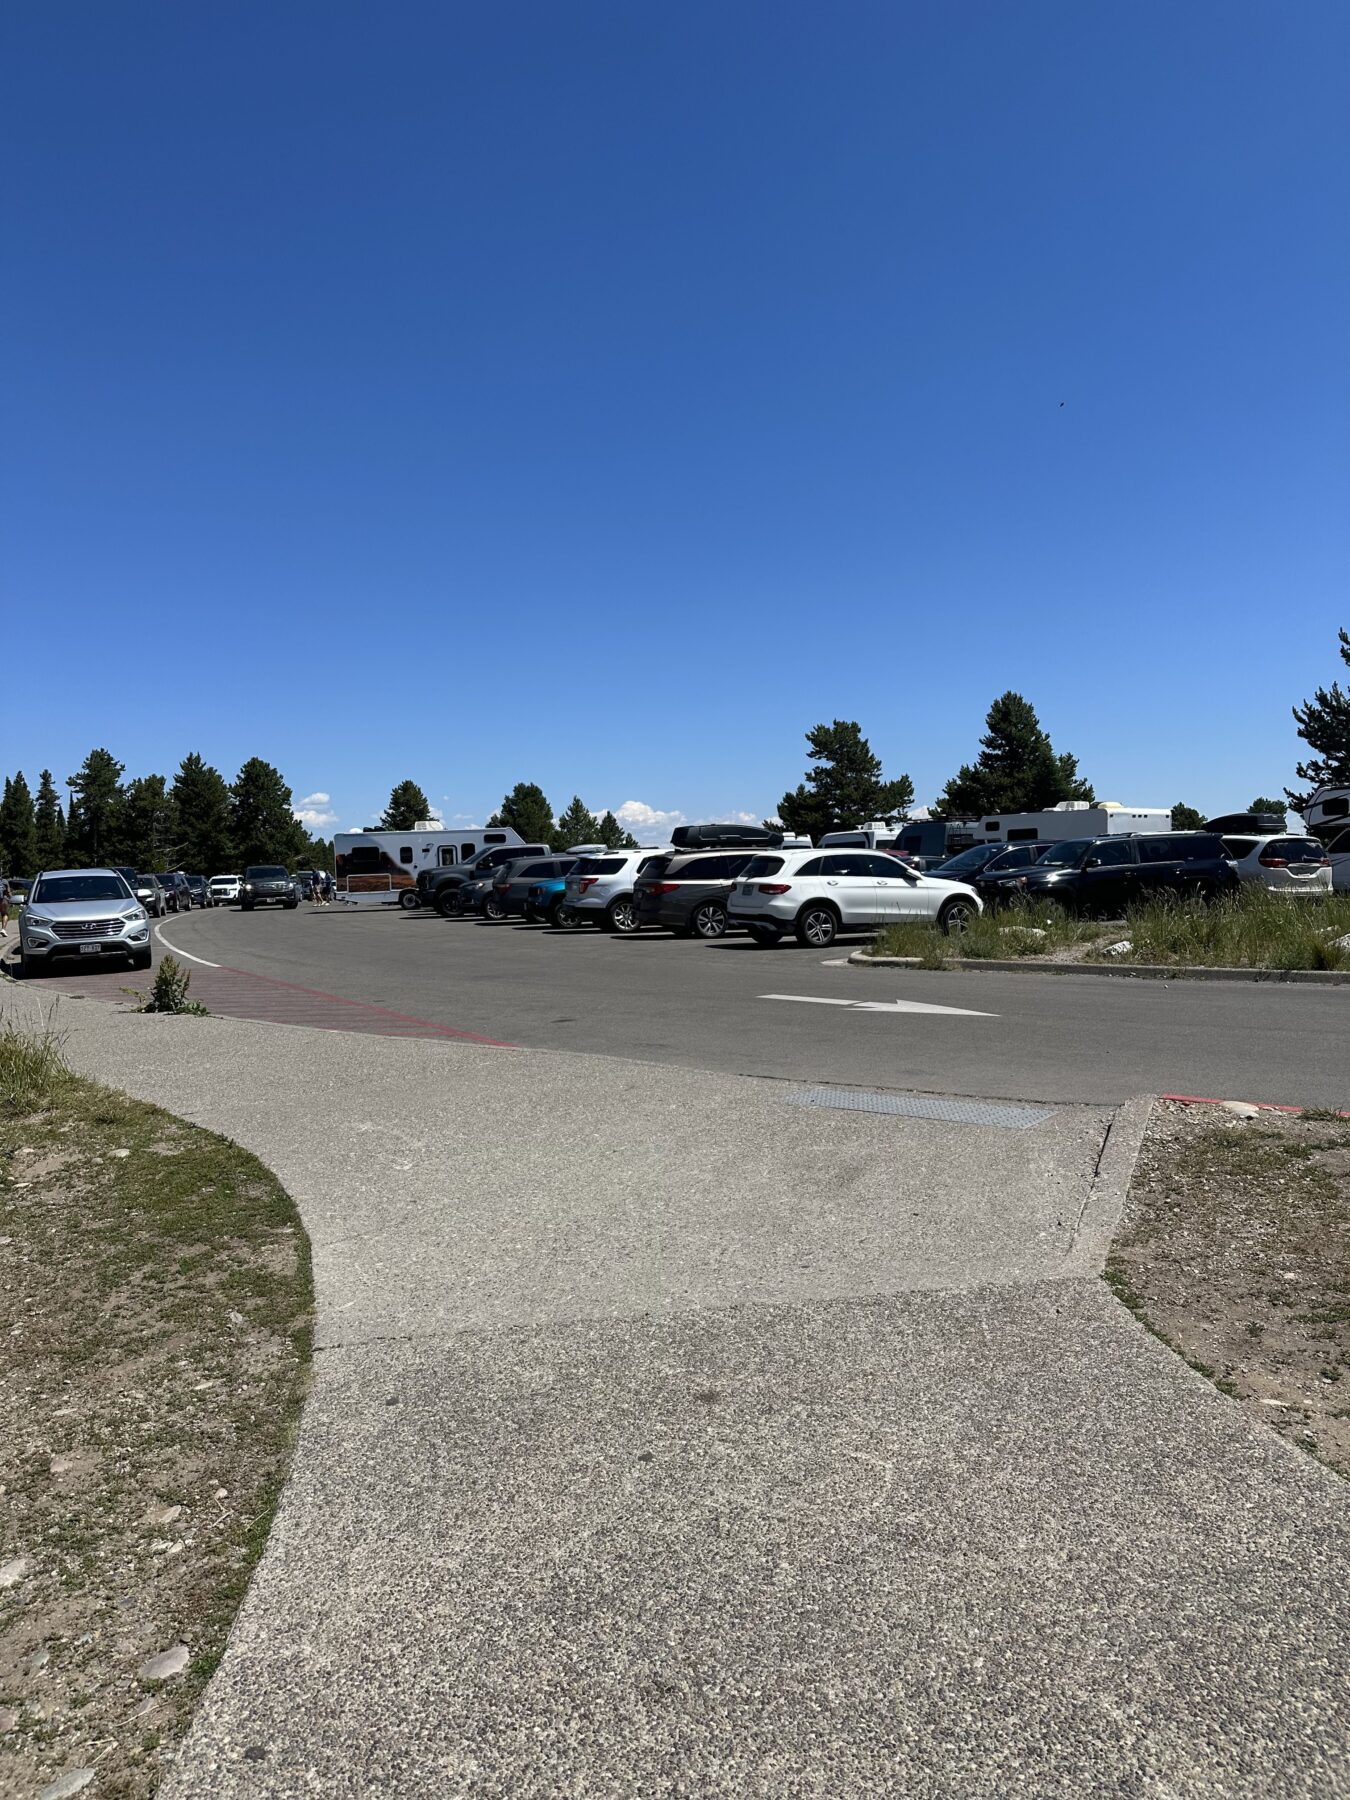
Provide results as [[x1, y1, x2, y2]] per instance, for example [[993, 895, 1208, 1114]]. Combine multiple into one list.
[[22, 901, 1347, 1107]]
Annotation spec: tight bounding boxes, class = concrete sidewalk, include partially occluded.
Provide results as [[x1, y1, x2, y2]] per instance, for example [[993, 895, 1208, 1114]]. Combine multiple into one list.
[[6, 988, 1348, 1797]]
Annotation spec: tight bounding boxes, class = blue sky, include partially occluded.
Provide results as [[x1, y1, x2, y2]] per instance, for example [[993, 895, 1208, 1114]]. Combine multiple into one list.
[[4, 1, 1347, 835]]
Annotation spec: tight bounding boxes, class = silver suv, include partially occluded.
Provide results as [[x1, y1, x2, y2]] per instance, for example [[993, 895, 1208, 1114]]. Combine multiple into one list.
[[20, 868, 152, 975], [561, 848, 670, 933]]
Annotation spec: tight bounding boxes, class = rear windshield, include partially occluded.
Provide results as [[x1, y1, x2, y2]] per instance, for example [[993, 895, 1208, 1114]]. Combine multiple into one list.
[[1037, 840, 1092, 868], [1271, 838, 1329, 863], [574, 856, 626, 875], [32, 875, 129, 903], [246, 866, 289, 879], [742, 855, 786, 878]]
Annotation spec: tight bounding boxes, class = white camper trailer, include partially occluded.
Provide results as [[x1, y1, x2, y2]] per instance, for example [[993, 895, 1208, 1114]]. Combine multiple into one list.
[[952, 801, 1172, 847], [334, 825, 525, 908]]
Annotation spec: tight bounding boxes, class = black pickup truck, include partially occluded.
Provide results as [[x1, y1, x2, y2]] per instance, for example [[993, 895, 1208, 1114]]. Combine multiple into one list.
[[416, 843, 550, 917]]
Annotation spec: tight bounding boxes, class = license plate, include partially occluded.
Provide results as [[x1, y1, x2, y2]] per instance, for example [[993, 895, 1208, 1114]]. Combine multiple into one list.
[[79, 943, 101, 955]]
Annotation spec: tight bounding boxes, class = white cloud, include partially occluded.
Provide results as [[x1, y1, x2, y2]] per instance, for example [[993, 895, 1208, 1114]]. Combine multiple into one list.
[[295, 806, 339, 830], [298, 791, 330, 807], [610, 800, 687, 838]]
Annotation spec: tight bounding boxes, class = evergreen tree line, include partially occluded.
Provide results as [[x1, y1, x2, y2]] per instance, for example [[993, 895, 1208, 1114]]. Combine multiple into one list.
[[0, 751, 334, 881]]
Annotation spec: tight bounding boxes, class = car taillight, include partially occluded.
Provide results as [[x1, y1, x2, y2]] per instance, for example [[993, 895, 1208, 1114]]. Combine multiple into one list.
[[1259, 855, 1287, 868], [758, 882, 791, 894], [649, 883, 679, 895], [579, 878, 598, 894]]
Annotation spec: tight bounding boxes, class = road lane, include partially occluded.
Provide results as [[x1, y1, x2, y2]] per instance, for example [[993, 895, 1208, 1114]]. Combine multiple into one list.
[[137, 903, 1350, 1106]]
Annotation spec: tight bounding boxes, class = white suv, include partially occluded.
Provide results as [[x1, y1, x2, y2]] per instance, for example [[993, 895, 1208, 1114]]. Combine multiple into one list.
[[728, 848, 982, 947], [208, 874, 242, 904], [1220, 835, 1332, 895], [561, 849, 670, 933]]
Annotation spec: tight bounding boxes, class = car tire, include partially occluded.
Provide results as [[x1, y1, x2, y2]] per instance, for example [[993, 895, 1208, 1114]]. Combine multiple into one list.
[[132, 950, 152, 970], [550, 901, 578, 929], [399, 890, 420, 911], [606, 896, 641, 935], [285, 900, 298, 910], [748, 925, 782, 946], [484, 895, 506, 922], [691, 901, 728, 940], [20, 954, 41, 978], [794, 904, 838, 948], [435, 888, 462, 919], [938, 897, 977, 936]]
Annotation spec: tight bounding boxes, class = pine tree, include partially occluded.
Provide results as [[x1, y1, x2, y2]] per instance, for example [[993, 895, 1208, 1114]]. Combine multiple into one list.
[[172, 753, 235, 872], [493, 782, 555, 846], [230, 759, 307, 867], [121, 774, 178, 870], [553, 796, 602, 850], [1289, 629, 1350, 813], [776, 721, 913, 841], [66, 748, 126, 866], [380, 780, 433, 831], [1249, 796, 1287, 818], [1170, 803, 1205, 831], [937, 694, 1094, 819], [0, 772, 39, 878], [596, 811, 639, 850], [33, 771, 66, 868]]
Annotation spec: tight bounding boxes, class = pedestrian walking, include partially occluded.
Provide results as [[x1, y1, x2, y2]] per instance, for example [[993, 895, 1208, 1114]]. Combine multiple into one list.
[[0, 873, 10, 932]]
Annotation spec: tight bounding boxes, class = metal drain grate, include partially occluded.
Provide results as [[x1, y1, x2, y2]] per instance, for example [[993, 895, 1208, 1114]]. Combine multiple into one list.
[[786, 1088, 1056, 1130]]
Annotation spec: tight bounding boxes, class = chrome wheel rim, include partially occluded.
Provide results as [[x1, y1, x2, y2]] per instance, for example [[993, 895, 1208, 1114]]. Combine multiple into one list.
[[804, 911, 833, 945], [694, 905, 725, 938]]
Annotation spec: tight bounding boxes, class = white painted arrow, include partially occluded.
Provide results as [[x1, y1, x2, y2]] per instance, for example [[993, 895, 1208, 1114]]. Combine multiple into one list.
[[759, 993, 995, 1018]]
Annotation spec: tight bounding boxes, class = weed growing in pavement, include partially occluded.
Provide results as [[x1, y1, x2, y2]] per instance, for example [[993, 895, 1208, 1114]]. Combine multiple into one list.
[[136, 953, 209, 1015], [870, 888, 1350, 971]]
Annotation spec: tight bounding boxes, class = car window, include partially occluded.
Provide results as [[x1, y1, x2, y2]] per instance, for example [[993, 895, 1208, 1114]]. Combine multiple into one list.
[[985, 846, 1030, 873], [1088, 841, 1134, 867], [674, 856, 722, 879], [518, 861, 553, 879], [1138, 835, 1220, 864], [742, 855, 785, 878], [577, 856, 626, 876], [1037, 840, 1092, 869], [1274, 838, 1328, 863], [1319, 797, 1349, 820], [819, 853, 867, 876], [1223, 837, 1259, 858], [246, 866, 289, 879], [32, 875, 129, 903], [935, 846, 996, 876], [858, 853, 906, 878]]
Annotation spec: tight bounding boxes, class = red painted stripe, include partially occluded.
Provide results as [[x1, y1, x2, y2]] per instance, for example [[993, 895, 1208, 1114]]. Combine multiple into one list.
[[216, 964, 514, 1047]]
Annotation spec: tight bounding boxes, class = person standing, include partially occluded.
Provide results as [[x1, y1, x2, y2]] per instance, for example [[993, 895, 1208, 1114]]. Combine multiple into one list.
[[0, 873, 10, 932]]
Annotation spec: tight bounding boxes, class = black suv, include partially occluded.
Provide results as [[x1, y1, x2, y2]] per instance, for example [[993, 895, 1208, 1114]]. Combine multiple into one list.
[[419, 843, 551, 918], [241, 866, 299, 910], [157, 871, 193, 913], [634, 845, 768, 938], [969, 843, 1052, 907], [1015, 833, 1237, 915]]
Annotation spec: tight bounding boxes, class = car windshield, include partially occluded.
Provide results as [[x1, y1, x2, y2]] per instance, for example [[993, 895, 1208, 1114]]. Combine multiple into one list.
[[936, 846, 998, 875], [246, 866, 289, 880], [32, 875, 128, 903], [1037, 840, 1092, 869]]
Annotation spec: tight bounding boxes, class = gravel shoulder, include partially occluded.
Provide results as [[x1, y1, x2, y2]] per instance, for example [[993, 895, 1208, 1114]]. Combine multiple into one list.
[[0, 1019, 312, 1800], [1107, 1099, 1350, 1479]]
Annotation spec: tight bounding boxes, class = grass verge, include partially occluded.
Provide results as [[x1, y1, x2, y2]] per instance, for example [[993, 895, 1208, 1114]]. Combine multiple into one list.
[[1106, 1099, 1350, 1478], [0, 1009, 313, 1797], [871, 889, 1350, 971]]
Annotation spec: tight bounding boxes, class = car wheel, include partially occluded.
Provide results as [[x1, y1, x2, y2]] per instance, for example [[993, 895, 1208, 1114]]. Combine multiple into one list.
[[399, 890, 420, 911], [691, 901, 728, 940], [551, 901, 578, 929], [606, 896, 641, 934], [938, 898, 977, 936], [484, 895, 507, 922], [132, 950, 152, 971], [435, 888, 462, 919], [20, 954, 41, 978], [795, 904, 838, 948], [748, 925, 782, 946]]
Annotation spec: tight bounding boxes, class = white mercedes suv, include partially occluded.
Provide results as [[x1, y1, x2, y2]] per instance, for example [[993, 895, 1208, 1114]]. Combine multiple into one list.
[[727, 848, 982, 947]]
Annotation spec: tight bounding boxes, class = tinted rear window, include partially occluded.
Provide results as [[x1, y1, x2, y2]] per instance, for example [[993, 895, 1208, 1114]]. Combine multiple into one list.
[[1223, 837, 1259, 858], [1272, 838, 1328, 863], [575, 856, 626, 876], [742, 855, 785, 878], [673, 854, 748, 879]]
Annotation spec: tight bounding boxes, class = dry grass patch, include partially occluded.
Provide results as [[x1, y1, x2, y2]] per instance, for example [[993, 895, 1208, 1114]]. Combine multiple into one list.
[[0, 1015, 312, 1798]]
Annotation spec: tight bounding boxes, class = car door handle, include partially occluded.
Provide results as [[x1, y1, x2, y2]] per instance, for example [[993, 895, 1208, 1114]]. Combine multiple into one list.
[[826, 880, 839, 886]]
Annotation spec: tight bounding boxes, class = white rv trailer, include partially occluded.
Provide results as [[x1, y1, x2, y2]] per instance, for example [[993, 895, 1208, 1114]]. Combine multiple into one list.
[[951, 801, 1172, 848], [1304, 785, 1350, 842], [334, 824, 526, 908]]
